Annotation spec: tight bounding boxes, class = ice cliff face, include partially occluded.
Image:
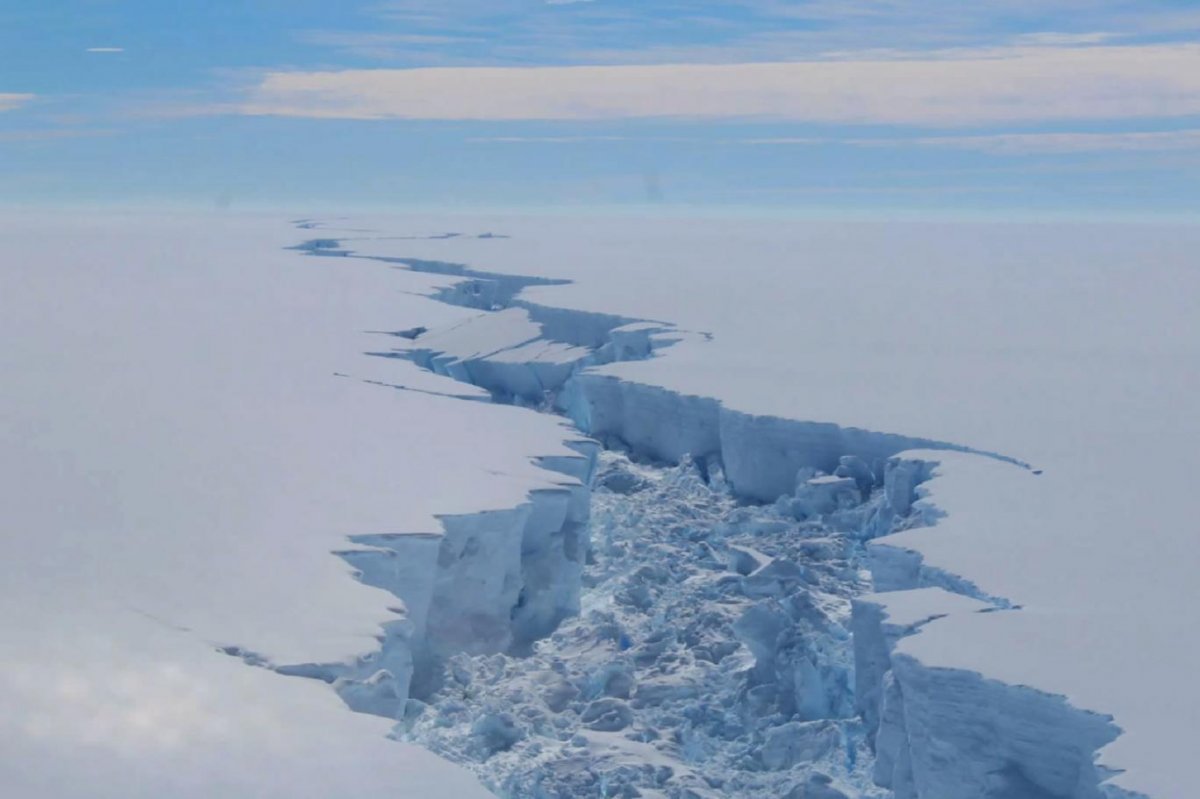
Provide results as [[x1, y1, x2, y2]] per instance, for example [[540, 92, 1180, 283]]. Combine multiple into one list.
[[267, 234, 1142, 799], [851, 456, 1144, 799], [280, 436, 599, 709]]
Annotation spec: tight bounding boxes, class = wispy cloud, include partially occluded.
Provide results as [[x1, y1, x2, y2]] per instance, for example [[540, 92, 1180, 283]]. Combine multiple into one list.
[[0, 93, 34, 112], [294, 30, 484, 61], [232, 44, 1200, 126], [747, 129, 1200, 155], [305, 1, 1200, 68], [1009, 32, 1115, 47], [0, 128, 116, 143], [85, 47, 125, 53], [467, 135, 698, 143], [478, 129, 1200, 155], [910, 129, 1200, 155]]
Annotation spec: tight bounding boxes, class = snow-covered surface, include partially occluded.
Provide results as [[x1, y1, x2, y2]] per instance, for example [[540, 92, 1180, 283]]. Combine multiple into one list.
[[854, 587, 991, 631], [0, 607, 492, 799], [5, 210, 1198, 797], [0, 212, 578, 797]]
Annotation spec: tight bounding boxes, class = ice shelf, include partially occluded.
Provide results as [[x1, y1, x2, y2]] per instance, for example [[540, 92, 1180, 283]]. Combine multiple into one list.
[[270, 222, 1161, 799]]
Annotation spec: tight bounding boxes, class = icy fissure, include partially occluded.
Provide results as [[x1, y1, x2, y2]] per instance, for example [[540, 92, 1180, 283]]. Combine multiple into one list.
[[295, 236, 574, 313], [264, 232, 1143, 799], [395, 450, 891, 799]]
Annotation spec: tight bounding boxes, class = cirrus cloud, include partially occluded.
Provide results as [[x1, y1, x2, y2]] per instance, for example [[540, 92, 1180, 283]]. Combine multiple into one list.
[[0, 93, 34, 112], [907, 129, 1200, 154], [744, 129, 1200, 154]]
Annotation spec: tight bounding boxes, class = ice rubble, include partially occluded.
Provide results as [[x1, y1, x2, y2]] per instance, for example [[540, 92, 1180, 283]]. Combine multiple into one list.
[[282, 229, 1157, 799], [394, 449, 897, 799]]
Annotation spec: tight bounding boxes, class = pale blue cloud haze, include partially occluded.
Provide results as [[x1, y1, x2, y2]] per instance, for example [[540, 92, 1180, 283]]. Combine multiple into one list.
[[2, 0, 1199, 216]]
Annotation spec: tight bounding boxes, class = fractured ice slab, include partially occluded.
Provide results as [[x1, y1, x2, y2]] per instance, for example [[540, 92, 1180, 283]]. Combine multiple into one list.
[[852, 584, 1127, 799], [793, 475, 862, 519], [890, 650, 1123, 799], [429, 507, 530, 656], [853, 453, 1140, 799], [850, 587, 992, 748], [608, 321, 674, 361], [399, 290, 979, 513], [561, 373, 723, 462], [405, 307, 595, 403], [520, 302, 645, 349], [304, 434, 600, 708], [559, 372, 969, 503], [396, 452, 887, 799]]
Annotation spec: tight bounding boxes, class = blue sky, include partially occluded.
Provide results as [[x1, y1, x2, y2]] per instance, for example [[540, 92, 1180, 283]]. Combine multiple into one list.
[[3, 0, 1200, 216]]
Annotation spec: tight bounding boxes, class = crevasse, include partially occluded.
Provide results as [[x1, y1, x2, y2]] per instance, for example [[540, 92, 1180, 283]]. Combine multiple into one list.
[[256, 233, 1142, 799], [399, 448, 895, 797]]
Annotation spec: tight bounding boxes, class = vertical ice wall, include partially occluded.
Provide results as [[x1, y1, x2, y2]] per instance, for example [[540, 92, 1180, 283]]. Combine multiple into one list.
[[851, 455, 1142, 799], [325, 441, 598, 706]]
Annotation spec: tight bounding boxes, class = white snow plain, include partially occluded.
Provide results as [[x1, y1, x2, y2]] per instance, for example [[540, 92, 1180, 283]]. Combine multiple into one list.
[[0, 212, 577, 798], [3, 210, 1197, 798]]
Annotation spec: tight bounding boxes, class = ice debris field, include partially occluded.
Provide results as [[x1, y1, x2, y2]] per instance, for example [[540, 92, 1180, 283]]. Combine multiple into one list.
[[3, 211, 1199, 799]]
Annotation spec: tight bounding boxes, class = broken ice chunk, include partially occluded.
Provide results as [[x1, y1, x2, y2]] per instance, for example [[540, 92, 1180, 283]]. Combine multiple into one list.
[[742, 558, 810, 598], [792, 475, 861, 519], [759, 720, 840, 770], [580, 698, 634, 731], [785, 772, 851, 799], [726, 544, 770, 576], [833, 454, 876, 493]]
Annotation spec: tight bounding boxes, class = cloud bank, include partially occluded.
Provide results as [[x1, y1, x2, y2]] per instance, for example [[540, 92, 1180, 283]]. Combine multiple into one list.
[[236, 44, 1200, 126]]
